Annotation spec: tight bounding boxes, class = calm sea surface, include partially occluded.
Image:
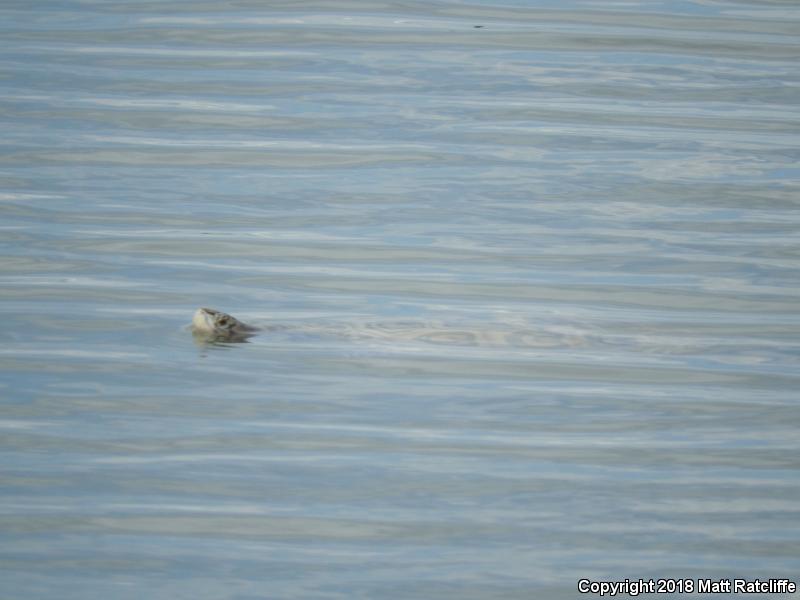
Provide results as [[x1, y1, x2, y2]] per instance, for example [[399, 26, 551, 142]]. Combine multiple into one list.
[[1, 1, 799, 598]]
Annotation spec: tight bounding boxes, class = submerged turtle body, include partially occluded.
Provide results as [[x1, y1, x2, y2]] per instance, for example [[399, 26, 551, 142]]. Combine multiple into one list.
[[192, 307, 258, 342], [190, 308, 587, 349]]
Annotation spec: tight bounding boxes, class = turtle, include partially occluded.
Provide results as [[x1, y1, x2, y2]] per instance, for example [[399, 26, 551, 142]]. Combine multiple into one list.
[[191, 307, 259, 342]]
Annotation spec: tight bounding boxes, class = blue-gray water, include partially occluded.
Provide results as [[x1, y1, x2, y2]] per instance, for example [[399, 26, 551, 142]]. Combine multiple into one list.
[[1, 1, 799, 598]]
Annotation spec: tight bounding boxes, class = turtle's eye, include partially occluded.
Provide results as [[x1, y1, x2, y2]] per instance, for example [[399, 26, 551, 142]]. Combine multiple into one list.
[[218, 317, 229, 327]]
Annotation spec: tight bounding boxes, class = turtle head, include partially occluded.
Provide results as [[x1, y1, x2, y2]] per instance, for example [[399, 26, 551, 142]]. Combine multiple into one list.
[[192, 307, 256, 341]]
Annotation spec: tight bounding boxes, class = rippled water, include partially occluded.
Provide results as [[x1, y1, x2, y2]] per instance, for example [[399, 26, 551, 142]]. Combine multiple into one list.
[[2, 1, 800, 598]]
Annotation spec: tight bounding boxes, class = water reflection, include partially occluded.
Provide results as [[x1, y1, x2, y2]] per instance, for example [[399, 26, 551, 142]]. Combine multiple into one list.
[[191, 330, 255, 351]]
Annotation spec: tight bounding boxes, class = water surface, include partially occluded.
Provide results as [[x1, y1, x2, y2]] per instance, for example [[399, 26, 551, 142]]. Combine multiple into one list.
[[1, 1, 799, 598]]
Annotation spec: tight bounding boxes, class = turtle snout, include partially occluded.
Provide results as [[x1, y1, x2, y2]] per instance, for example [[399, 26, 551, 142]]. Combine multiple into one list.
[[192, 308, 216, 333]]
